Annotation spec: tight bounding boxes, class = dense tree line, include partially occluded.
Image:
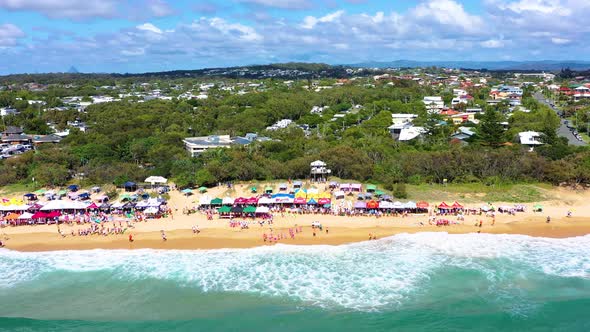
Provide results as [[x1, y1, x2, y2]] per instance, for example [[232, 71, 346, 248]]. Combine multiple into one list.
[[1, 80, 589, 189]]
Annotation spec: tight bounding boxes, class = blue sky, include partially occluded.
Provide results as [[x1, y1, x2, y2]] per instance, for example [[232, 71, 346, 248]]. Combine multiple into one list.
[[0, 0, 588, 74]]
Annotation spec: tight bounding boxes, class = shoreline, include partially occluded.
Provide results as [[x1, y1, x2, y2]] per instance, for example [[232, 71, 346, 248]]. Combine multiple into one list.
[[3, 218, 590, 252]]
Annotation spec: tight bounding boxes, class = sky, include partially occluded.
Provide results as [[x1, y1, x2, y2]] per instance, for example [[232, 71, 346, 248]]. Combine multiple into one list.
[[0, 0, 588, 74]]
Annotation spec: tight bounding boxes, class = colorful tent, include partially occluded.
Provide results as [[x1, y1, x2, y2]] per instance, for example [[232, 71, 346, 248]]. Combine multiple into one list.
[[438, 202, 451, 209], [366, 200, 379, 209], [243, 206, 256, 214], [375, 190, 384, 197], [255, 206, 270, 214], [218, 206, 231, 213], [246, 197, 259, 205], [251, 186, 257, 193], [318, 198, 331, 205], [234, 197, 247, 205], [294, 197, 306, 204], [198, 186, 207, 193], [417, 201, 429, 209], [4, 212, 20, 220], [210, 198, 223, 205], [86, 203, 99, 209], [264, 186, 273, 193], [307, 198, 318, 205], [366, 184, 377, 192], [354, 201, 366, 209], [451, 201, 464, 209]]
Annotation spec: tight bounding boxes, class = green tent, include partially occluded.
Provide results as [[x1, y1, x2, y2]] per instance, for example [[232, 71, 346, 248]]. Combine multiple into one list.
[[34, 189, 46, 195], [198, 186, 207, 193], [533, 204, 543, 212], [57, 190, 67, 196], [366, 184, 377, 192], [374, 190, 384, 197], [265, 186, 273, 193], [218, 206, 231, 213], [120, 193, 131, 200], [251, 186, 257, 193], [181, 188, 193, 195], [243, 206, 256, 213], [211, 198, 223, 205]]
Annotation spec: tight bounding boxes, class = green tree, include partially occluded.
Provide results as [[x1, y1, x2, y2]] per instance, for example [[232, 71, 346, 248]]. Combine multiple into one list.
[[478, 108, 505, 147]]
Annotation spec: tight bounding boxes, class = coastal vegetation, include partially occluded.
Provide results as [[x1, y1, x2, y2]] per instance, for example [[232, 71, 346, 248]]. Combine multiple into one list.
[[0, 73, 589, 191]]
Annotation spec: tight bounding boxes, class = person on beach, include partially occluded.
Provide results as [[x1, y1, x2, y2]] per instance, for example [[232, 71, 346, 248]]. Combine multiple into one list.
[[546, 216, 551, 223], [128, 234, 133, 242], [0, 239, 4, 247], [161, 230, 167, 241]]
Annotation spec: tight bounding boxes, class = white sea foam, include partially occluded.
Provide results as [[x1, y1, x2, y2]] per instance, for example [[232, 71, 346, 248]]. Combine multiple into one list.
[[0, 233, 589, 310]]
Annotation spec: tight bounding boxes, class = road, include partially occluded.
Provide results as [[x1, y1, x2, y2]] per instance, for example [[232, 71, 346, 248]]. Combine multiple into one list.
[[533, 92, 587, 146]]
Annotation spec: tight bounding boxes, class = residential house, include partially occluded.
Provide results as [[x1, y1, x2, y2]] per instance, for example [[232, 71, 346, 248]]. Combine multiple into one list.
[[423, 96, 444, 113], [0, 107, 18, 117], [183, 135, 233, 157], [518, 131, 543, 151]]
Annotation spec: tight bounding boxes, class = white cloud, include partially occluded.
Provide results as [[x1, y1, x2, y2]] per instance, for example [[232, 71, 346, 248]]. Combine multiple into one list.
[[136, 23, 162, 34], [412, 0, 484, 33], [481, 39, 504, 48], [551, 37, 571, 44], [0, 0, 118, 19], [301, 10, 344, 29], [0, 23, 25, 47]]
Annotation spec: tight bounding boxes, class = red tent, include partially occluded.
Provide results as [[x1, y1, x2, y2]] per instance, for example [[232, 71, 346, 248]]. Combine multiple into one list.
[[417, 201, 429, 209], [234, 197, 247, 205], [246, 197, 259, 205], [318, 198, 331, 205], [46, 211, 62, 218], [438, 202, 451, 209], [366, 200, 379, 209], [86, 203, 99, 209], [451, 201, 463, 209], [31, 211, 49, 219]]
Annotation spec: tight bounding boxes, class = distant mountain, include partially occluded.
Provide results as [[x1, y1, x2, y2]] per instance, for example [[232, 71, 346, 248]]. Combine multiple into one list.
[[67, 66, 79, 73], [349, 60, 590, 71]]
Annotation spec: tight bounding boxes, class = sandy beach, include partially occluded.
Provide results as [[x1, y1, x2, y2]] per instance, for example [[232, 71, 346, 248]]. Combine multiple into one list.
[[2, 183, 590, 252]]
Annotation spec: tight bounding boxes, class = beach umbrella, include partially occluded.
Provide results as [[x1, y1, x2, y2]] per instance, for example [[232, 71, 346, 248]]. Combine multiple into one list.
[[198, 186, 207, 193]]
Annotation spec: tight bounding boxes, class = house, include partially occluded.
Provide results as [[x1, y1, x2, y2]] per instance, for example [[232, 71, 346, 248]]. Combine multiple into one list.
[[574, 86, 590, 101], [449, 113, 476, 125], [266, 119, 293, 131], [183, 135, 233, 157], [31, 134, 62, 145], [0, 107, 18, 117], [451, 127, 476, 145], [518, 131, 543, 150], [399, 126, 427, 141], [423, 96, 444, 113], [388, 114, 418, 138], [1, 126, 25, 141]]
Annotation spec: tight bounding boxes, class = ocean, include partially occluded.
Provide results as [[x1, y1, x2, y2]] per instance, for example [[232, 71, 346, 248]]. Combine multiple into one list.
[[1, 232, 589, 331]]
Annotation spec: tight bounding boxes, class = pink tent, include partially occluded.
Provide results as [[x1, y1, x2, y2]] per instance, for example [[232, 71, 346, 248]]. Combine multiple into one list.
[[234, 197, 247, 205], [294, 197, 306, 204], [318, 198, 331, 205], [246, 197, 259, 205], [46, 211, 62, 218], [31, 211, 49, 219], [86, 203, 99, 209]]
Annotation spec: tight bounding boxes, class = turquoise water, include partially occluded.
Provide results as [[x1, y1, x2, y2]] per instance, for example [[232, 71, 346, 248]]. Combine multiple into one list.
[[1, 232, 589, 331]]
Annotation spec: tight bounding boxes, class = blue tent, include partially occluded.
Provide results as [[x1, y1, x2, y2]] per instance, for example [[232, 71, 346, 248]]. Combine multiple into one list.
[[67, 184, 79, 192], [123, 182, 137, 192]]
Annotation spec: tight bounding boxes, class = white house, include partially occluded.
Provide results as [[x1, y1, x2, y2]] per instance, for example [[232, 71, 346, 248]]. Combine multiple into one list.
[[183, 135, 233, 157], [266, 119, 293, 131], [518, 131, 543, 150], [399, 126, 427, 141], [423, 96, 444, 113], [0, 107, 18, 117]]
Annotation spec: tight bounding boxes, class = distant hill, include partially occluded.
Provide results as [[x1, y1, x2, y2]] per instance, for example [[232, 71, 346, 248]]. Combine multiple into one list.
[[67, 66, 79, 74], [349, 60, 590, 71]]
